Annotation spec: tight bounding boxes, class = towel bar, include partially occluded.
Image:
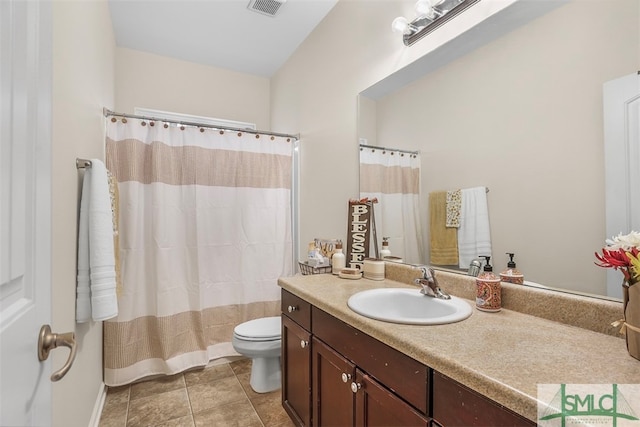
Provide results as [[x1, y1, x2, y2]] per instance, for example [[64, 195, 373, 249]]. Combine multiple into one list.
[[76, 158, 92, 169]]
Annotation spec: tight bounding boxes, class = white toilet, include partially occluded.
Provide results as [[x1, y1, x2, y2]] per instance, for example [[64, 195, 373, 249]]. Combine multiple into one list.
[[232, 316, 282, 393]]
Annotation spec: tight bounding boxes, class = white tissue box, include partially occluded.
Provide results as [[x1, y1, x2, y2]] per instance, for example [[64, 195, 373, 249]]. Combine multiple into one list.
[[307, 257, 330, 267]]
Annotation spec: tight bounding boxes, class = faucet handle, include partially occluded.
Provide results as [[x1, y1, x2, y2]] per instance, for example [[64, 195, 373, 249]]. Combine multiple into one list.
[[411, 265, 431, 279], [427, 267, 439, 285], [413, 267, 451, 300]]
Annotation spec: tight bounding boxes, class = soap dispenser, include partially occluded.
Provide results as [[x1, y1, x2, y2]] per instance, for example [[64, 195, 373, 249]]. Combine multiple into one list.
[[331, 241, 346, 275], [380, 237, 391, 259], [476, 256, 501, 312], [500, 253, 524, 284]]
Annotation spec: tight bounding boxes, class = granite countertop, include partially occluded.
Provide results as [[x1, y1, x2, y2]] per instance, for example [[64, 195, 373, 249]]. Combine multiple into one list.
[[278, 273, 639, 422]]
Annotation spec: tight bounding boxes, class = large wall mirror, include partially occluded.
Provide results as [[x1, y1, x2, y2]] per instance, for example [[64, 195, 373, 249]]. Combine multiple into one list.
[[358, 0, 639, 299]]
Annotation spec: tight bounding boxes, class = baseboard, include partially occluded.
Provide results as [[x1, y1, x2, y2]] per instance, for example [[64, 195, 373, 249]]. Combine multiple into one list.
[[87, 381, 107, 427]]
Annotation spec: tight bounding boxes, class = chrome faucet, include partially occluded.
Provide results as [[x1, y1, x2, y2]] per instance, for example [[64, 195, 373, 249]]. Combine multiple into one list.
[[414, 266, 451, 299]]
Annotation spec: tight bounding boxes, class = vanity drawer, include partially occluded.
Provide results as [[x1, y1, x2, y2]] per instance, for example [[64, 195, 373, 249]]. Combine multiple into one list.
[[281, 289, 311, 330], [312, 306, 428, 414]]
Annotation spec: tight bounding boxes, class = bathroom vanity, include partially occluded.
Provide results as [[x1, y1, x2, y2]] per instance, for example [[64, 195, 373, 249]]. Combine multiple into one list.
[[279, 268, 640, 426]]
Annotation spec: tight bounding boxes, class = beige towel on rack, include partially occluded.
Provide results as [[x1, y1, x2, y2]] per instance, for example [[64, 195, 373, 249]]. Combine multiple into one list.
[[429, 191, 459, 265]]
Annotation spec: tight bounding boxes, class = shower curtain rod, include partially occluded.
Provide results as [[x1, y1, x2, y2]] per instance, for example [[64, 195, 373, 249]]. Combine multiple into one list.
[[103, 108, 300, 140], [359, 143, 419, 156]]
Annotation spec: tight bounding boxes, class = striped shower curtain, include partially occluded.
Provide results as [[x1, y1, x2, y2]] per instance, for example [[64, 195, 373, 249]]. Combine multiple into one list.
[[359, 147, 424, 264], [103, 117, 294, 386]]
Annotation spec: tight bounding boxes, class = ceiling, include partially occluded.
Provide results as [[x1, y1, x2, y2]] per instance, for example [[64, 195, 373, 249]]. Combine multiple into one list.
[[108, 0, 338, 78]]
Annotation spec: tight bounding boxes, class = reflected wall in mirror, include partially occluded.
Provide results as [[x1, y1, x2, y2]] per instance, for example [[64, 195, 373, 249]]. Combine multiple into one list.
[[358, 0, 639, 298]]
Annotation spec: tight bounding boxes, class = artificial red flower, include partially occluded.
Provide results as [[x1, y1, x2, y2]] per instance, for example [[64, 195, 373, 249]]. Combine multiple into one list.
[[595, 232, 640, 285]]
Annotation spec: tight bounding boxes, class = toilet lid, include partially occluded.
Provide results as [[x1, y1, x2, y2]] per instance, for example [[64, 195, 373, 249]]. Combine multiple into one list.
[[234, 316, 281, 341]]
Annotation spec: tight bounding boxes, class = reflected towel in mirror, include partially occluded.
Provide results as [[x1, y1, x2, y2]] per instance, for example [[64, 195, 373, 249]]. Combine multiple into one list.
[[429, 191, 459, 265], [457, 186, 492, 269]]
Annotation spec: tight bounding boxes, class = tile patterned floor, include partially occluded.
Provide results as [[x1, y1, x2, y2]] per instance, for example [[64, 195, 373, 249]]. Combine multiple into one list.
[[98, 359, 296, 427]]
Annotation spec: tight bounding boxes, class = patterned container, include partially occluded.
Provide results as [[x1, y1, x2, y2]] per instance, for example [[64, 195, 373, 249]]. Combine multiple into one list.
[[500, 253, 524, 284], [500, 270, 524, 285], [476, 271, 501, 312]]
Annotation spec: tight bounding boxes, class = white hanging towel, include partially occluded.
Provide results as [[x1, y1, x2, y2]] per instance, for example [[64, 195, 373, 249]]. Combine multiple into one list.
[[76, 159, 118, 322], [457, 186, 492, 269]]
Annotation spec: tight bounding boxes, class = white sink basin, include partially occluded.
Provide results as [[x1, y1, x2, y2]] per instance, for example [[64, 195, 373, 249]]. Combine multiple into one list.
[[347, 288, 472, 325]]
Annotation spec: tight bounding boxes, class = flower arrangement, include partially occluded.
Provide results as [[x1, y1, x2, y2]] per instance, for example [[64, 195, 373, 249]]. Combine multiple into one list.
[[595, 231, 640, 286]]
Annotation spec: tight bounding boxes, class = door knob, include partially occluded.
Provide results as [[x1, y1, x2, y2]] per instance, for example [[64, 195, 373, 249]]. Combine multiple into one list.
[[300, 340, 309, 348], [341, 373, 351, 383], [351, 382, 362, 393], [37, 324, 77, 382]]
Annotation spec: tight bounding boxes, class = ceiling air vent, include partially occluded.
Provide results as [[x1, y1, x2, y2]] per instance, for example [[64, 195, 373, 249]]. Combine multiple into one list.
[[247, 0, 286, 17]]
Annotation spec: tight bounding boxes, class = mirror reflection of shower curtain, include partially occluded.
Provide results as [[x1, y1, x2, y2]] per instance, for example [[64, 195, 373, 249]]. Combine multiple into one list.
[[359, 147, 424, 264], [103, 117, 294, 386]]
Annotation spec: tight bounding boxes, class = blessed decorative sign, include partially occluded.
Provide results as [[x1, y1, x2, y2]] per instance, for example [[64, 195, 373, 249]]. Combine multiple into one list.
[[346, 199, 377, 269]]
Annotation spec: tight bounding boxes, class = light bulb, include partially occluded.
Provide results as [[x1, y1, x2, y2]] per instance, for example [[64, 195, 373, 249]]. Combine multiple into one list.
[[391, 16, 410, 34], [415, 0, 436, 19]]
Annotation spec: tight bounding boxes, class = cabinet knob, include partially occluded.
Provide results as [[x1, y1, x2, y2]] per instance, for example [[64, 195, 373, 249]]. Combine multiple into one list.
[[350, 382, 361, 393], [300, 340, 308, 348], [341, 373, 351, 383], [287, 305, 298, 313]]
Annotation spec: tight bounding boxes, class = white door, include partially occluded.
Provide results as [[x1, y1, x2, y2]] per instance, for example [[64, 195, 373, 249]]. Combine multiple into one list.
[[603, 72, 640, 299], [0, 0, 53, 425]]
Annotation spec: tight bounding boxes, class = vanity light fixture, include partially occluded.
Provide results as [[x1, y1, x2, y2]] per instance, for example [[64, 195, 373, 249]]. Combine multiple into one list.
[[392, 0, 480, 46]]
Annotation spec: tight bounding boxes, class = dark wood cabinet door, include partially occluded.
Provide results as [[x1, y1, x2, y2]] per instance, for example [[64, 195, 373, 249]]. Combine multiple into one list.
[[432, 371, 535, 427], [282, 314, 312, 427], [354, 369, 430, 427], [312, 337, 356, 427]]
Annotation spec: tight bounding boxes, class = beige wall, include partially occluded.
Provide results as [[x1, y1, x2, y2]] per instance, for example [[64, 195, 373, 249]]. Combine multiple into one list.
[[52, 1, 115, 426], [115, 48, 271, 129], [375, 0, 638, 295], [270, 1, 400, 254]]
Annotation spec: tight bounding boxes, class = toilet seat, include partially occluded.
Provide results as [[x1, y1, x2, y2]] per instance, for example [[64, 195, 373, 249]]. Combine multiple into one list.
[[233, 316, 281, 342]]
